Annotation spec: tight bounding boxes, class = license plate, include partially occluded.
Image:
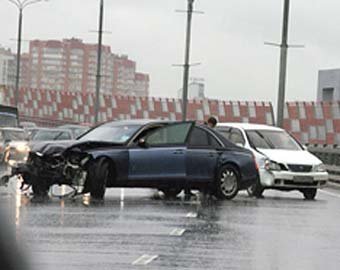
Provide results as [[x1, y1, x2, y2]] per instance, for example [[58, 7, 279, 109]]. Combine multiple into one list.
[[293, 176, 314, 182]]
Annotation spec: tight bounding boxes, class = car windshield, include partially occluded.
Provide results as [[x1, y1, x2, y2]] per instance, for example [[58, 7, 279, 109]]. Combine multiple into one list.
[[246, 130, 301, 150], [2, 130, 27, 141], [78, 124, 141, 144], [32, 130, 71, 141]]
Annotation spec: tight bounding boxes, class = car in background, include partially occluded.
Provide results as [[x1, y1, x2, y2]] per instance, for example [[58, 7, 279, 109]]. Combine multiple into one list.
[[30, 128, 73, 142], [216, 123, 328, 200], [20, 121, 37, 129], [58, 124, 90, 139], [0, 105, 19, 127], [9, 120, 258, 200], [0, 127, 29, 171]]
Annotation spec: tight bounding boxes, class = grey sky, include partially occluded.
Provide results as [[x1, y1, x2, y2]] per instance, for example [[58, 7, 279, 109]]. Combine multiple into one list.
[[1, 0, 339, 105]]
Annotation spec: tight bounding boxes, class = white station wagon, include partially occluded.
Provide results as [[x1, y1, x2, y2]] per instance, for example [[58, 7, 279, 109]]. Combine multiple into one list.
[[216, 123, 329, 200]]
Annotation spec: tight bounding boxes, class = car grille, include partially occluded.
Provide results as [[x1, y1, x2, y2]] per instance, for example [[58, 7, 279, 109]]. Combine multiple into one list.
[[287, 164, 312, 172]]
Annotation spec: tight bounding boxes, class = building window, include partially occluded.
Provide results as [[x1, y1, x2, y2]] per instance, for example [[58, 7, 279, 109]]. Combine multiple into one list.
[[332, 103, 340, 119], [111, 97, 117, 109], [317, 126, 326, 140], [203, 100, 210, 115], [161, 99, 168, 112], [130, 104, 136, 116], [300, 132, 309, 144], [298, 103, 306, 119], [248, 103, 256, 118], [175, 100, 182, 113], [148, 98, 154, 111], [136, 98, 142, 110], [314, 104, 324, 119], [232, 102, 240, 117], [326, 119, 334, 133], [291, 119, 300, 132], [322, 87, 334, 101], [309, 126, 317, 140], [196, 109, 204, 121], [218, 102, 225, 117], [266, 112, 273, 125], [284, 104, 289, 119]]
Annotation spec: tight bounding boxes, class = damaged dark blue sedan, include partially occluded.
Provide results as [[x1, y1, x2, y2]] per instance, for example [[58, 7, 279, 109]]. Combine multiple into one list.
[[9, 120, 258, 200]]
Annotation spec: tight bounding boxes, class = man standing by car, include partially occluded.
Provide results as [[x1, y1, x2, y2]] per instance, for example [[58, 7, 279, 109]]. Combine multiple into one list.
[[184, 116, 218, 199], [206, 116, 218, 128]]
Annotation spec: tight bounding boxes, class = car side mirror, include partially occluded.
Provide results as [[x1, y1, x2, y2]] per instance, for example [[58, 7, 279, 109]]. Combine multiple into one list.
[[236, 143, 244, 148], [138, 138, 148, 148], [302, 145, 308, 151]]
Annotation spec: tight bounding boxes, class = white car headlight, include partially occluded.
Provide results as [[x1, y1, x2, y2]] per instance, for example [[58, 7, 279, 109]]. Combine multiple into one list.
[[264, 160, 281, 171], [313, 163, 326, 172]]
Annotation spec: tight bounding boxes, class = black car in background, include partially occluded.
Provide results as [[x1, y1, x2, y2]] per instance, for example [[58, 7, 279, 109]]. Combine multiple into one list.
[[58, 124, 90, 139], [30, 128, 74, 141], [10, 120, 258, 200]]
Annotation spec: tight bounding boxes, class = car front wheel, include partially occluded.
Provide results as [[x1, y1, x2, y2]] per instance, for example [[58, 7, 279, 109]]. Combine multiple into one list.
[[302, 188, 317, 200], [214, 164, 239, 200], [88, 158, 110, 200], [247, 178, 264, 198]]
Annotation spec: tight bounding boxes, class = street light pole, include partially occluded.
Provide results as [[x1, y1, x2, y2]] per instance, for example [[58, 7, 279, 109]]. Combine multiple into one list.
[[94, 0, 104, 124], [8, 0, 45, 108], [181, 0, 194, 122], [276, 0, 290, 128], [14, 8, 23, 108]]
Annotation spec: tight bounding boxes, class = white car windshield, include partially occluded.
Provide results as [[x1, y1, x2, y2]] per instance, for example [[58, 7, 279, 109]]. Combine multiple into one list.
[[246, 130, 302, 150], [78, 125, 141, 144]]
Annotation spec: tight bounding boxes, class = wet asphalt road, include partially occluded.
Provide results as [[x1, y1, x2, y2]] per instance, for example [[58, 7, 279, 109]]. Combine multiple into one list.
[[1, 180, 340, 270]]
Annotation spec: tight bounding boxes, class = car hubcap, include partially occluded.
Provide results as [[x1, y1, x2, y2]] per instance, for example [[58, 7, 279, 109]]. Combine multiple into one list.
[[220, 169, 237, 196]]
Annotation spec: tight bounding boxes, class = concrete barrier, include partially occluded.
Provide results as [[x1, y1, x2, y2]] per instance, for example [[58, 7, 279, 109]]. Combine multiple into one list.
[[308, 144, 340, 185]]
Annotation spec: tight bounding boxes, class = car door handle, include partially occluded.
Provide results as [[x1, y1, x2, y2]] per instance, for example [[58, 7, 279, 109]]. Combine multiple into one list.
[[208, 152, 215, 157], [173, 149, 184, 155]]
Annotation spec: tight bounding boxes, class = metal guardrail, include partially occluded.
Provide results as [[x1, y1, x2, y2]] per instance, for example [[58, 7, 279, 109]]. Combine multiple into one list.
[[307, 144, 340, 185]]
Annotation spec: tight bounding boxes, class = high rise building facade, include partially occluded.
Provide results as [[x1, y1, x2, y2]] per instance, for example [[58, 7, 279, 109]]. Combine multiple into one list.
[[21, 38, 149, 96], [0, 46, 15, 87]]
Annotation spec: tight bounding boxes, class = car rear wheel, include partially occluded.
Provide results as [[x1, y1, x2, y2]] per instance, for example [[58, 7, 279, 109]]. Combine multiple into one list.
[[160, 188, 182, 198], [214, 164, 239, 200], [88, 158, 110, 200], [302, 188, 317, 200]]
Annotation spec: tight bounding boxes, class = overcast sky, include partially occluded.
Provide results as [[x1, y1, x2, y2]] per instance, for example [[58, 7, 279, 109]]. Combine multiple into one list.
[[1, 0, 340, 105]]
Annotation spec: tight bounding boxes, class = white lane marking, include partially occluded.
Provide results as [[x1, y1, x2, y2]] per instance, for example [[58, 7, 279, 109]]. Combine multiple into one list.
[[186, 212, 197, 218], [132, 254, 158, 265], [320, 190, 340, 199], [169, 228, 186, 236]]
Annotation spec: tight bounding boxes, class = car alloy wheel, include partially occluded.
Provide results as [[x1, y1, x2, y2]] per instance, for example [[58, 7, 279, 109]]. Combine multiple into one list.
[[215, 164, 239, 200]]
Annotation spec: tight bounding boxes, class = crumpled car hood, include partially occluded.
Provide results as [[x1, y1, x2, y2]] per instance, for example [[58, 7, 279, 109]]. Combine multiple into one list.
[[29, 140, 76, 156], [29, 140, 124, 156]]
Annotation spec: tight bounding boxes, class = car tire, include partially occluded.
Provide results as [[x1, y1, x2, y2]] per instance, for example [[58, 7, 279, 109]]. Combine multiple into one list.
[[247, 178, 264, 198], [31, 178, 49, 202], [214, 164, 239, 200], [88, 158, 110, 200], [302, 188, 317, 200], [160, 188, 182, 198]]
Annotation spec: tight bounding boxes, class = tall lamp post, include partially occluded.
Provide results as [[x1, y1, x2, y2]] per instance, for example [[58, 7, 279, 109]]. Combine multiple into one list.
[[181, 0, 194, 122], [8, 0, 46, 108], [94, 0, 104, 124]]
